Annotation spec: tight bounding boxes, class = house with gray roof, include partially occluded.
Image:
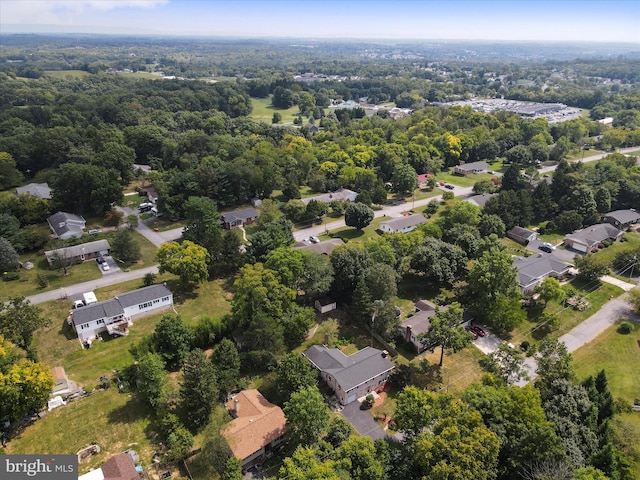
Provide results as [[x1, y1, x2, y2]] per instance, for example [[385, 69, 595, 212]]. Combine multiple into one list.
[[69, 284, 173, 343], [16, 182, 52, 200], [564, 223, 623, 253], [221, 207, 259, 229], [45, 239, 111, 265], [514, 253, 573, 293], [379, 214, 427, 234], [294, 238, 344, 255], [399, 300, 439, 353], [47, 211, 86, 239], [454, 161, 489, 175], [601, 209, 640, 230], [507, 226, 538, 245], [303, 345, 394, 405], [465, 193, 496, 208], [301, 188, 358, 205]]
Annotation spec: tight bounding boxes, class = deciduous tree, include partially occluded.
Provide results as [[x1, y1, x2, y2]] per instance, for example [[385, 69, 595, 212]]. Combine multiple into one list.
[[152, 313, 194, 370], [135, 353, 167, 409], [0, 296, 49, 351], [284, 385, 329, 446], [157, 240, 210, 289], [419, 302, 471, 367], [0, 237, 19, 273], [345, 202, 375, 231]]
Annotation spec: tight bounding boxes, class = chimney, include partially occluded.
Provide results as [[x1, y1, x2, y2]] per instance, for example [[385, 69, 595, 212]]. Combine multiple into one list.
[[405, 325, 412, 342], [234, 398, 240, 414]]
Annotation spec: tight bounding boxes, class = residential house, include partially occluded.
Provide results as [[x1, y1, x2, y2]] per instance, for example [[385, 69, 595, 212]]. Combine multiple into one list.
[[564, 223, 623, 253], [138, 186, 158, 204], [69, 284, 173, 342], [221, 390, 287, 469], [303, 345, 394, 405], [507, 226, 538, 245], [47, 211, 86, 239], [293, 238, 344, 255], [514, 253, 573, 293], [78, 452, 141, 480], [601, 209, 640, 230], [315, 297, 337, 314], [416, 173, 431, 188], [379, 214, 427, 234], [221, 207, 259, 229], [465, 193, 496, 208], [45, 240, 111, 265], [301, 188, 358, 205], [453, 161, 489, 175], [399, 300, 439, 353], [16, 182, 52, 200]]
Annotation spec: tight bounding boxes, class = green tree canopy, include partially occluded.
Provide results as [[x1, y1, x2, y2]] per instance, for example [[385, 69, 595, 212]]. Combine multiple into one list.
[[419, 302, 471, 367], [157, 240, 210, 289], [180, 348, 219, 431], [345, 202, 375, 230], [152, 313, 194, 370], [284, 385, 329, 447]]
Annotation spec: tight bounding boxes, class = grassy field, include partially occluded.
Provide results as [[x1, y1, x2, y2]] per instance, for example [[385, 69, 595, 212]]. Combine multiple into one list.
[[572, 322, 640, 403], [44, 70, 91, 79], [249, 96, 301, 124], [322, 216, 386, 243], [509, 280, 624, 345], [591, 231, 640, 269], [434, 171, 496, 187], [6, 387, 159, 474]]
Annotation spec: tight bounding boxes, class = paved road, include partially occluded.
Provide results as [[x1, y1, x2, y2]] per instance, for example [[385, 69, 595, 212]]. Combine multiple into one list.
[[514, 290, 638, 386], [539, 147, 639, 174], [26, 265, 160, 305]]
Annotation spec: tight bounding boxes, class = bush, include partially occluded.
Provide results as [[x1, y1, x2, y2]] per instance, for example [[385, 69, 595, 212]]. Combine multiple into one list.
[[3, 272, 19, 281], [617, 321, 634, 334], [442, 191, 454, 200], [520, 341, 530, 352], [37, 273, 49, 288]]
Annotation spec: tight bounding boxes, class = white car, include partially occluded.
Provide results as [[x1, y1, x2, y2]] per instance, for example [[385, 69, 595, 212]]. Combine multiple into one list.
[[309, 236, 320, 243], [102, 263, 110, 271]]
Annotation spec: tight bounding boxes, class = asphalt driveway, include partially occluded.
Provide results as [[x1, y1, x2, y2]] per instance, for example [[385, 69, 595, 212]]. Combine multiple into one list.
[[526, 239, 577, 263], [340, 402, 387, 441]]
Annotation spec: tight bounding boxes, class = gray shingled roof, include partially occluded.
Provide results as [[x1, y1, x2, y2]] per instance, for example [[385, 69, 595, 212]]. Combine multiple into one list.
[[465, 193, 495, 207], [45, 240, 110, 261], [304, 345, 394, 392], [294, 238, 345, 255], [514, 253, 572, 288], [221, 208, 258, 224], [602, 210, 640, 225], [71, 284, 172, 326], [16, 182, 52, 200], [47, 211, 86, 237], [380, 214, 427, 231], [71, 299, 124, 327], [301, 188, 357, 205], [457, 161, 489, 171], [565, 223, 622, 247], [115, 284, 172, 308]]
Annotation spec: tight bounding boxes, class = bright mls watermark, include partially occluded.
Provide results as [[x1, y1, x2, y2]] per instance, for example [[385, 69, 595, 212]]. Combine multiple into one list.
[[2, 455, 77, 480]]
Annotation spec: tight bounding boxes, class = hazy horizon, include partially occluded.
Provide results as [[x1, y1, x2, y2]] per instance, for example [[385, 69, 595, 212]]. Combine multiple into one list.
[[1, 0, 639, 44]]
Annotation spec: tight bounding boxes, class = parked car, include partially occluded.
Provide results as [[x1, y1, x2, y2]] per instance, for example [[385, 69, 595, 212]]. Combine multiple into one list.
[[101, 263, 110, 271], [469, 325, 486, 337], [465, 326, 478, 340], [96, 256, 105, 264], [445, 184, 455, 190], [309, 236, 320, 243], [539, 243, 553, 253], [88, 229, 101, 235], [439, 181, 446, 186]]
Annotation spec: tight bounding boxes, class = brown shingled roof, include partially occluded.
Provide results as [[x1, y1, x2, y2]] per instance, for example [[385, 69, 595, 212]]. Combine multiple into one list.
[[101, 453, 139, 480], [221, 390, 287, 462]]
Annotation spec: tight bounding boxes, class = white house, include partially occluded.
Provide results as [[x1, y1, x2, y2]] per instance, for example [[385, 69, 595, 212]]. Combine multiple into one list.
[[303, 345, 394, 405], [69, 284, 173, 342], [454, 161, 489, 175], [379, 214, 427, 234]]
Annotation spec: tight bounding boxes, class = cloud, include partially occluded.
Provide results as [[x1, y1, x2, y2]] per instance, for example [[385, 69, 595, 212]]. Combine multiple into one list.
[[1, 0, 168, 24]]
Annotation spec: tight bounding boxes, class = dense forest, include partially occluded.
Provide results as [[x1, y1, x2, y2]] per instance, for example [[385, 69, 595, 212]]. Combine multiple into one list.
[[1, 35, 640, 480]]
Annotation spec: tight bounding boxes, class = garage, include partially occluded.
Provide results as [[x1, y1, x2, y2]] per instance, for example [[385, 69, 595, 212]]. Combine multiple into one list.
[[347, 394, 357, 404], [572, 243, 588, 253]]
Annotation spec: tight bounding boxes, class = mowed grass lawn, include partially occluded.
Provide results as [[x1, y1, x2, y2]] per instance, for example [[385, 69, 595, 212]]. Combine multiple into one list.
[[434, 171, 497, 187], [572, 322, 640, 404], [249, 95, 301, 124], [6, 388, 158, 475], [44, 70, 91, 79]]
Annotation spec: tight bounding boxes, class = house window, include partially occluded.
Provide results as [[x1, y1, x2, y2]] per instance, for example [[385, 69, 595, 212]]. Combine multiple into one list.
[[162, 296, 169, 302], [153, 299, 159, 304], [139, 301, 153, 310]]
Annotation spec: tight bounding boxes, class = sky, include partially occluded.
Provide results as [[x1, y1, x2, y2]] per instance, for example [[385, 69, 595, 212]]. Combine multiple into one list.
[[1, 0, 639, 43]]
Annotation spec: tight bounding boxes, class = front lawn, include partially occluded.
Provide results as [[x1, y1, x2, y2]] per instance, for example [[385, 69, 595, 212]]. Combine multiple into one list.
[[434, 171, 497, 187], [572, 322, 640, 403], [323, 216, 385, 243]]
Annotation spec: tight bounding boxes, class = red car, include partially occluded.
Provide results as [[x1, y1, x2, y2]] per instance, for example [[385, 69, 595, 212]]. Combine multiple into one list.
[[469, 325, 486, 337], [465, 326, 478, 340]]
